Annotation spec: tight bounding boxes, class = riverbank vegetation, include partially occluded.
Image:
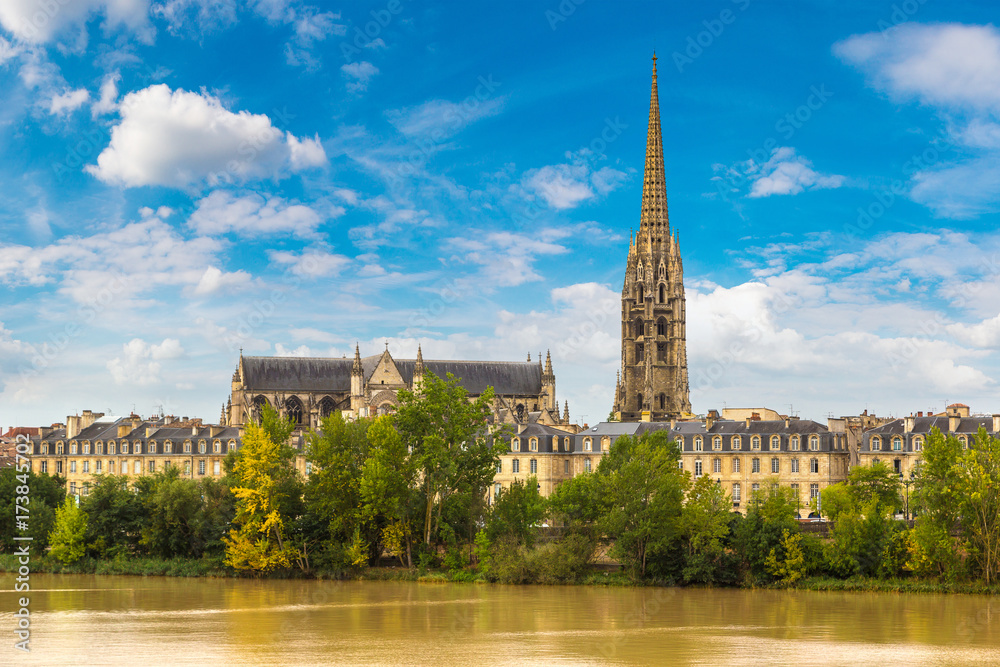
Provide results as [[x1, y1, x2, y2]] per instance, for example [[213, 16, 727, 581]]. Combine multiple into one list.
[[3, 372, 1000, 594]]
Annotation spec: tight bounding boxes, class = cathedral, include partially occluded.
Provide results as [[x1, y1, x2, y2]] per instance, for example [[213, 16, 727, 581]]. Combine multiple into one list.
[[612, 55, 692, 421], [224, 345, 572, 431]]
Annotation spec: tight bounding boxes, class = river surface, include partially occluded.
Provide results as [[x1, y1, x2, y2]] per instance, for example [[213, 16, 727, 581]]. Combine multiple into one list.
[[2, 573, 999, 665]]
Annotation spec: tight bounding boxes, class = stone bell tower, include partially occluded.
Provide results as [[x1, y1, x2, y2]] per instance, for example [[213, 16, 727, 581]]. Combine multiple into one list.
[[613, 55, 691, 421]]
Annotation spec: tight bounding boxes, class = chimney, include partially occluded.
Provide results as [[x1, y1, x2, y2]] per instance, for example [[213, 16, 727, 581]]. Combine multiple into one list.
[[66, 415, 80, 440], [949, 415, 960, 433], [117, 424, 132, 438], [705, 411, 716, 430], [916, 411, 923, 417], [993, 414, 1000, 434], [210, 425, 223, 437], [192, 426, 198, 437], [784, 418, 790, 429], [745, 417, 752, 429], [904, 416, 914, 433], [146, 426, 155, 438]]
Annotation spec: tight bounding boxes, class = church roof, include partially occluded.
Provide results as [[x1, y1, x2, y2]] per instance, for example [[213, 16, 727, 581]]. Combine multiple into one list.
[[242, 355, 543, 396]]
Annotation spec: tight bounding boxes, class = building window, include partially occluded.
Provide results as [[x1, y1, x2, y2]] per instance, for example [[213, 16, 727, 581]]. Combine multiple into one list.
[[810, 458, 819, 473], [70, 461, 77, 473], [893, 436, 902, 451], [83, 443, 90, 455], [713, 458, 721, 473], [752, 483, 760, 493], [56, 443, 64, 455], [70, 482, 76, 495], [494, 483, 502, 501], [108, 461, 114, 473], [214, 461, 221, 476], [95, 461, 102, 474], [198, 460, 206, 475], [694, 436, 703, 451], [770, 435, 781, 451], [109, 443, 116, 455], [134, 460, 141, 474], [41, 444, 48, 455], [121, 442, 128, 454], [732, 457, 740, 473], [496, 461, 502, 474], [40, 461, 48, 474], [771, 457, 779, 474], [872, 436, 882, 451], [56, 461, 63, 474], [565, 437, 571, 452], [751, 436, 761, 450], [564, 459, 569, 474], [584, 438, 592, 452], [958, 435, 968, 448], [791, 458, 800, 473], [913, 436, 923, 451], [512, 459, 520, 474], [213, 441, 221, 453], [530, 459, 538, 474], [732, 435, 742, 450], [809, 435, 819, 451], [732, 483, 741, 503], [96, 443, 103, 455], [165, 441, 172, 454], [228, 441, 236, 452], [602, 437, 610, 452], [790, 436, 800, 451], [198, 441, 206, 455], [512, 438, 521, 452], [149, 461, 156, 473], [695, 460, 703, 477], [712, 436, 722, 451], [810, 483, 820, 500], [529, 438, 538, 452], [894, 459, 901, 474], [83, 461, 90, 473], [752, 458, 760, 473], [184, 441, 192, 453], [584, 459, 592, 473]]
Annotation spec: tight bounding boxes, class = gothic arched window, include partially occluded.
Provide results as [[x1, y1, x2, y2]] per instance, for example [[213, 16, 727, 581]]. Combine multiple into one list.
[[637, 393, 644, 410], [658, 283, 665, 303], [516, 404, 525, 422], [658, 393, 666, 410], [318, 396, 336, 419], [285, 396, 304, 425], [657, 317, 666, 336], [635, 318, 644, 336], [637, 284, 644, 302], [252, 395, 270, 422]]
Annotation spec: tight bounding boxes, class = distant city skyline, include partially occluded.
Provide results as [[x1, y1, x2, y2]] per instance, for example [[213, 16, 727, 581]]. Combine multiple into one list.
[[3, 2, 1000, 427]]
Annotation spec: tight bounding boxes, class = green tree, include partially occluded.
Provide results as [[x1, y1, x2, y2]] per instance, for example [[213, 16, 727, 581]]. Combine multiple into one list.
[[847, 462, 902, 513], [485, 476, 546, 548], [600, 432, 686, 579], [359, 415, 418, 567], [141, 467, 206, 558], [0, 469, 64, 551], [817, 482, 853, 523], [547, 472, 603, 533], [224, 405, 302, 573], [82, 474, 147, 558], [395, 371, 507, 547], [954, 429, 1000, 584], [731, 485, 800, 584], [765, 529, 807, 584], [824, 498, 902, 578], [680, 474, 732, 584], [49, 496, 87, 564], [911, 428, 964, 580]]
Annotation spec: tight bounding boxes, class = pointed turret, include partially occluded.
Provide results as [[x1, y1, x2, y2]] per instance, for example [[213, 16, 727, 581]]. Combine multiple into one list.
[[352, 343, 363, 374], [544, 350, 553, 376], [540, 349, 555, 412], [562, 400, 569, 424], [638, 54, 670, 249], [413, 344, 425, 392], [350, 343, 365, 415]]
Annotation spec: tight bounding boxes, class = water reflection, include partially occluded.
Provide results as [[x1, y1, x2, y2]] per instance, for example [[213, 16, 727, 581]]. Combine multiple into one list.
[[1, 574, 998, 665]]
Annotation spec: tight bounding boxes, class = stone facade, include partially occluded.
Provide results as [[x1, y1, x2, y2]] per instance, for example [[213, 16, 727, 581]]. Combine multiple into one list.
[[613, 55, 691, 421], [226, 346, 570, 432]]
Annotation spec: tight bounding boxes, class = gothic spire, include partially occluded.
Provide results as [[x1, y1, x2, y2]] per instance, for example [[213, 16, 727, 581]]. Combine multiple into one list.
[[352, 343, 362, 374], [544, 350, 553, 376], [415, 344, 424, 374], [639, 53, 669, 243]]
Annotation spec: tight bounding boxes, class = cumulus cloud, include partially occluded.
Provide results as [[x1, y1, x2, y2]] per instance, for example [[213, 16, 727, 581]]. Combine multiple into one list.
[[106, 337, 184, 385], [745, 147, 845, 197], [87, 85, 327, 188], [0, 0, 153, 44], [192, 266, 251, 295], [152, 0, 237, 36], [519, 162, 628, 210], [92, 72, 120, 116], [49, 88, 90, 115], [446, 230, 569, 288], [186, 190, 331, 238], [341, 61, 378, 93]]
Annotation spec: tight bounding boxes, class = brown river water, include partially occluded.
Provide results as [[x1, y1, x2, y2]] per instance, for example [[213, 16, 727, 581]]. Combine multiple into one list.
[[2, 573, 999, 665]]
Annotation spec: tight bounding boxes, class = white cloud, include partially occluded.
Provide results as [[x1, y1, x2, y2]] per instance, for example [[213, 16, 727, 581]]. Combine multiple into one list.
[[107, 337, 184, 385], [519, 161, 628, 210], [341, 61, 378, 93], [92, 72, 120, 116], [0, 0, 153, 44], [0, 36, 22, 65], [834, 23, 1000, 112], [948, 313, 1000, 349], [187, 190, 330, 238], [152, 0, 237, 36], [746, 147, 845, 198], [446, 230, 569, 288], [87, 84, 327, 188], [274, 343, 312, 357], [49, 88, 90, 115], [386, 96, 505, 140], [268, 248, 351, 278], [192, 266, 251, 295]]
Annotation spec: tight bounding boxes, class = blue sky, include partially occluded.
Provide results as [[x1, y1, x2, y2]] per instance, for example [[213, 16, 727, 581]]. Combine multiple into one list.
[[3, 0, 1000, 428]]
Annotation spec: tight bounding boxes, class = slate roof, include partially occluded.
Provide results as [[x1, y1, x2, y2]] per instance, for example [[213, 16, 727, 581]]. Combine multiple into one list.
[[242, 355, 543, 396]]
